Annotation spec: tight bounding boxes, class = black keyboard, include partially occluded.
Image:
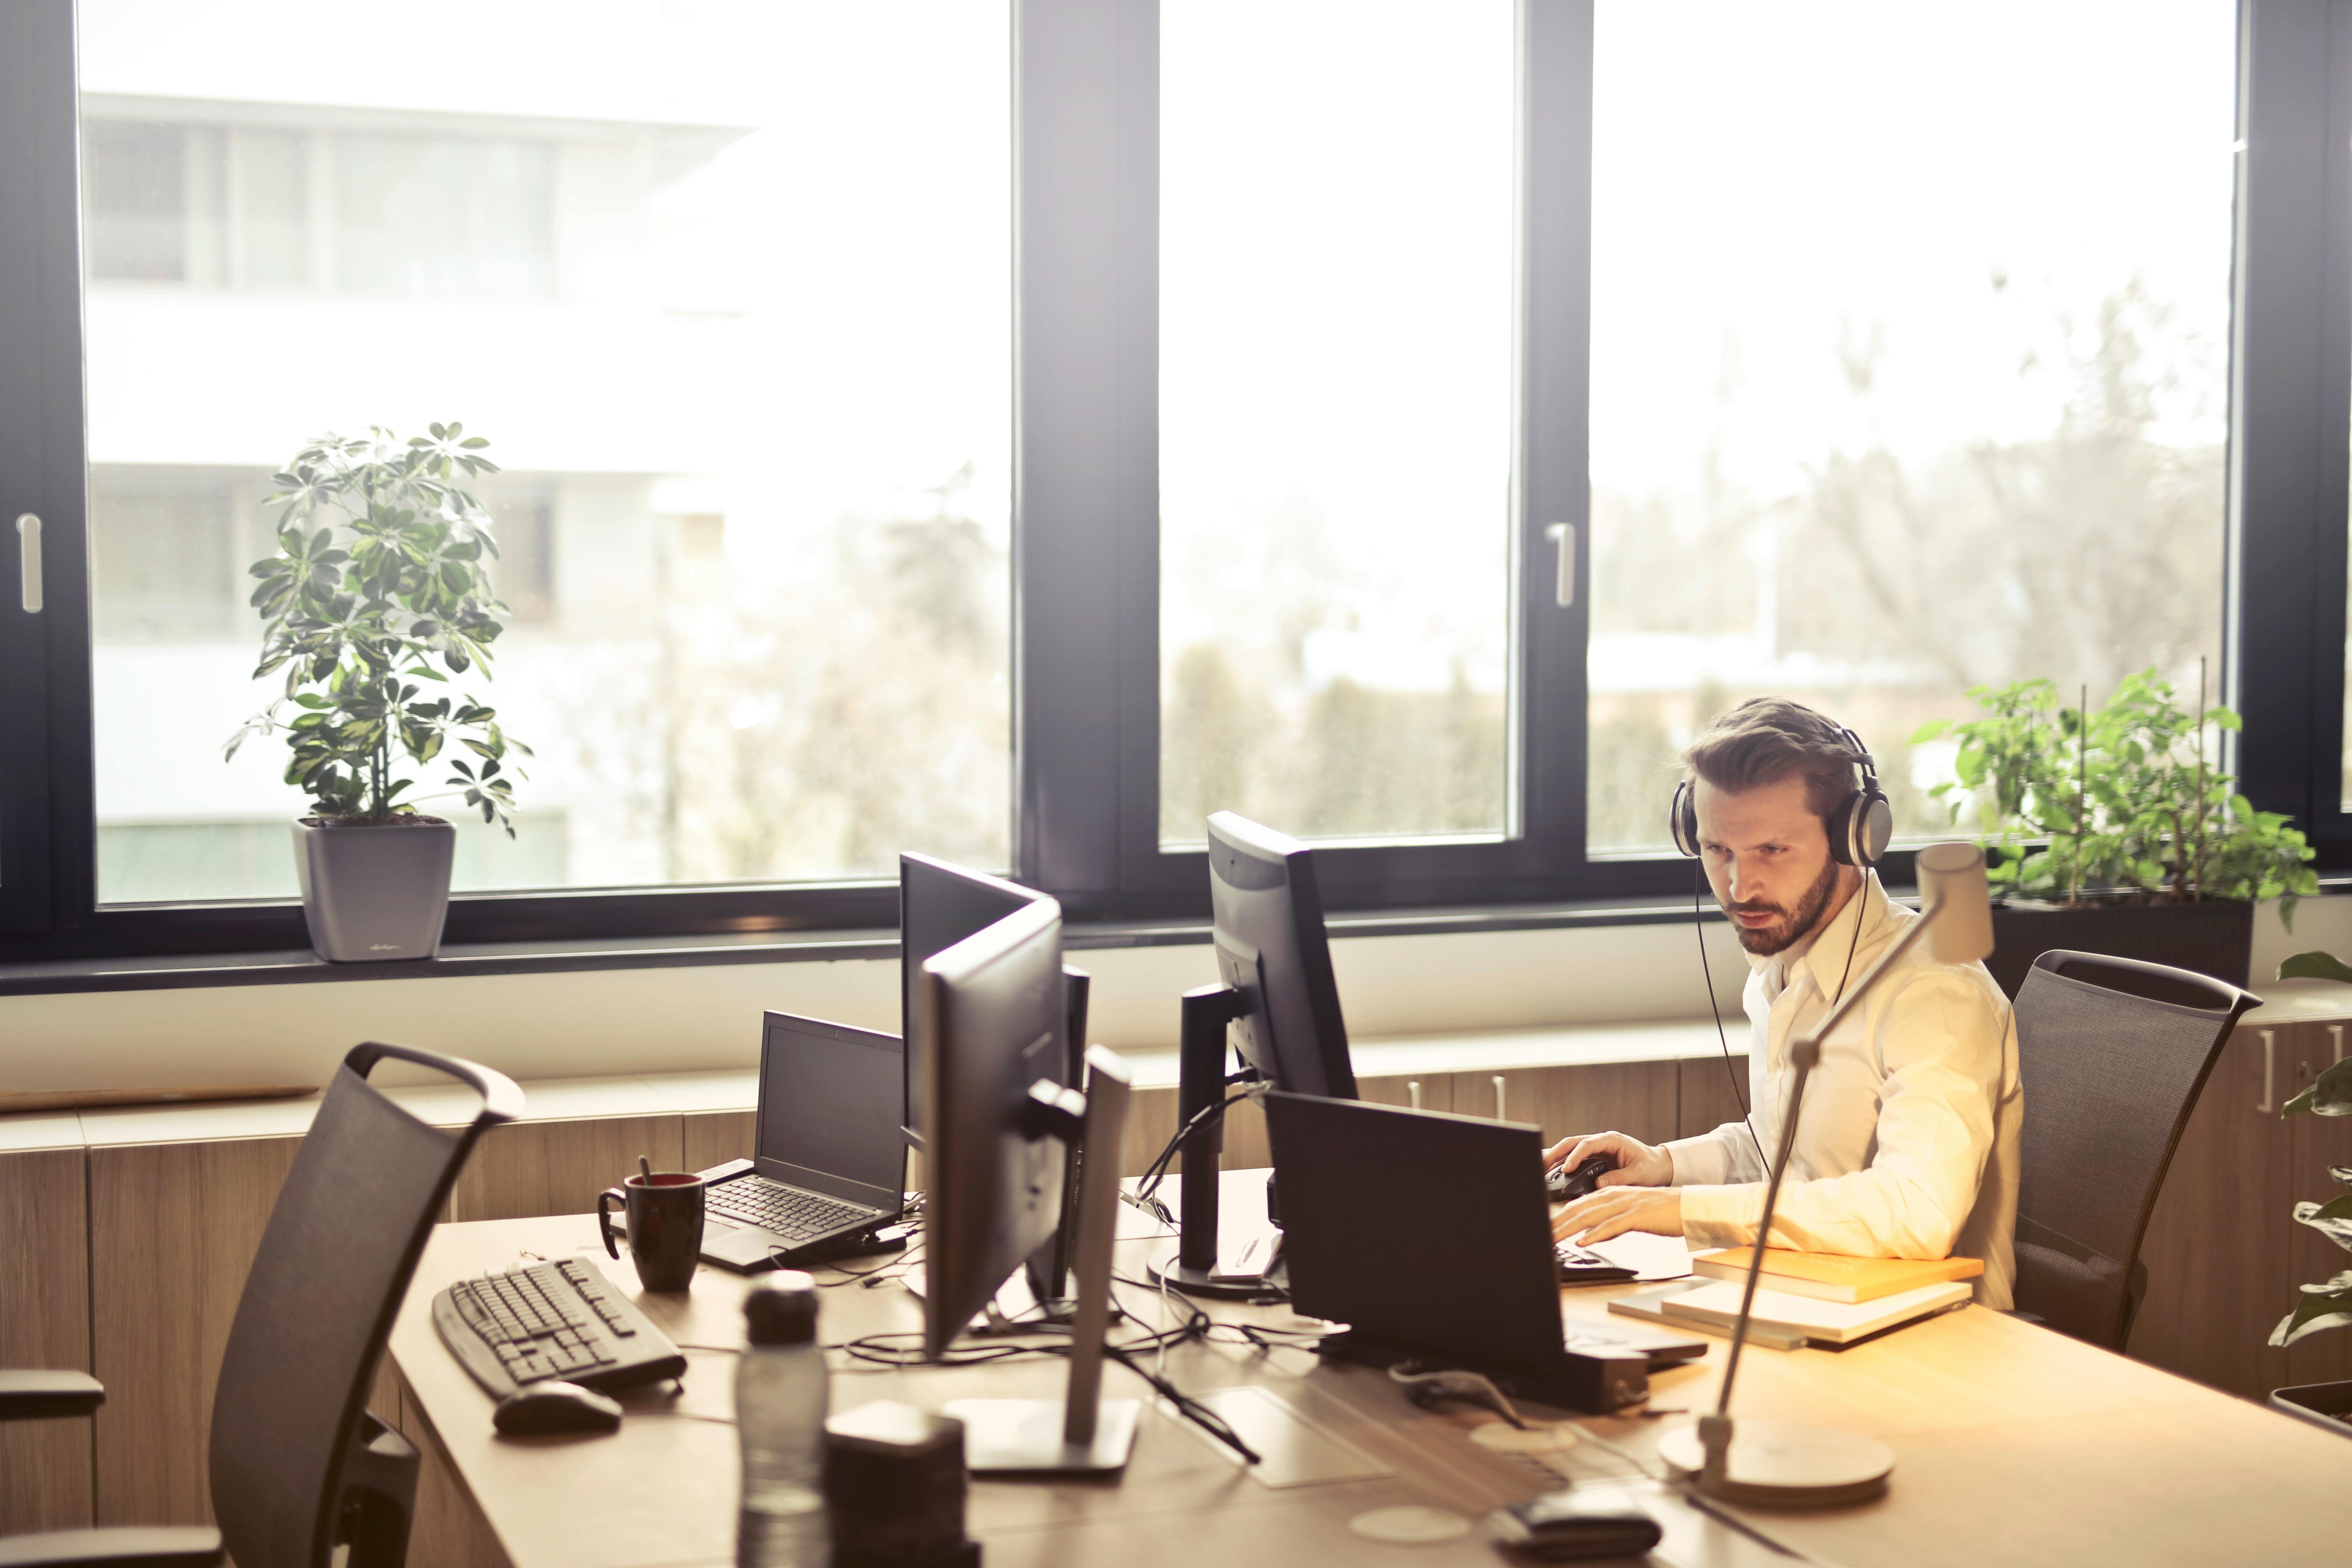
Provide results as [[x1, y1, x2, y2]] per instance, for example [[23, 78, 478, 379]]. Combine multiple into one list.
[[1555, 1241, 1638, 1285], [707, 1176, 877, 1241], [431, 1258, 686, 1398]]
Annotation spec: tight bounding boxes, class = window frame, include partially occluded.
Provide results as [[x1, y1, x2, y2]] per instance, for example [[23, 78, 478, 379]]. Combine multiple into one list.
[[3, 0, 2342, 966]]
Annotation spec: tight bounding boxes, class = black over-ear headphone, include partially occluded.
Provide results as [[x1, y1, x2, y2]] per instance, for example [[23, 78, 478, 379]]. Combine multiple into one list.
[[1669, 721, 1893, 868]]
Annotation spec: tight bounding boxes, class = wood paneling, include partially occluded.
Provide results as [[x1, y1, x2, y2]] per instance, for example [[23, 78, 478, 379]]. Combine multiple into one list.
[[680, 1110, 755, 1173], [1356, 1072, 1453, 1114], [1678, 1054, 1753, 1142], [450, 1116, 684, 1222], [89, 1135, 302, 1526], [384, 1362, 509, 1568], [0, 1145, 93, 1534], [2286, 1021, 2352, 1389], [2128, 1022, 2296, 1400], [1446, 1062, 1679, 1150]]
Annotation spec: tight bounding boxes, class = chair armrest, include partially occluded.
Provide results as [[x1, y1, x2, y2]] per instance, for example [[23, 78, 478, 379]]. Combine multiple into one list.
[[0, 1371, 103, 1422], [0, 1527, 223, 1566]]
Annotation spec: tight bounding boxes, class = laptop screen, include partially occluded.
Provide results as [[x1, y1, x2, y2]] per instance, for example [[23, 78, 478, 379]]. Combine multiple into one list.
[[756, 1013, 905, 1209]]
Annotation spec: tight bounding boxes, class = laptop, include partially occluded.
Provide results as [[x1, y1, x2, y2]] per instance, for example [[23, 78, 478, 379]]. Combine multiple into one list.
[[1263, 1091, 1706, 1414], [696, 1012, 908, 1272]]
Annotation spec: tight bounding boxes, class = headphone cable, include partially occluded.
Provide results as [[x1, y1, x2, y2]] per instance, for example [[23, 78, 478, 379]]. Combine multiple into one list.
[[1693, 860, 1768, 1168]]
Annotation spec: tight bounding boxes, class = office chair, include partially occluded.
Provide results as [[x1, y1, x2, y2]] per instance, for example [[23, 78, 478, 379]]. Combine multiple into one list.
[[0, 1042, 522, 1568], [2010, 950, 2255, 1350]]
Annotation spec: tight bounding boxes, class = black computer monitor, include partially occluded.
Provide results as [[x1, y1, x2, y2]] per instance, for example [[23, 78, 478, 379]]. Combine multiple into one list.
[[901, 851, 1088, 1310], [899, 852, 1055, 1141], [1206, 811, 1358, 1099], [916, 895, 1070, 1357]]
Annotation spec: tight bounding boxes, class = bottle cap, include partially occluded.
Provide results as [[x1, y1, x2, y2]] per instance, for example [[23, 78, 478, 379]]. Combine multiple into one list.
[[744, 1272, 819, 1345]]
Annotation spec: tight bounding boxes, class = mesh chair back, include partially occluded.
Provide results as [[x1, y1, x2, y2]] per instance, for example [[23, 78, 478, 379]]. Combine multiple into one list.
[[2012, 950, 2254, 1349], [208, 1043, 520, 1568]]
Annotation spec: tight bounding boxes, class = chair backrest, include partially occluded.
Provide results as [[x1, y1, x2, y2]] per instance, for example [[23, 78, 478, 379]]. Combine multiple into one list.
[[208, 1042, 521, 1568], [2012, 950, 2254, 1349]]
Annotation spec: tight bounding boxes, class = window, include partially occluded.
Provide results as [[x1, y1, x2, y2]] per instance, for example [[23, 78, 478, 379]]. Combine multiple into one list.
[[1157, 1, 1516, 847], [5, 0, 2350, 959], [1585, 0, 2237, 852], [73, 1, 1014, 906]]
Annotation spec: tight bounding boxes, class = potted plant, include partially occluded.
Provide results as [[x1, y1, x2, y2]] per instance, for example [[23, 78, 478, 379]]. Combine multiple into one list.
[[225, 423, 531, 962], [1911, 669, 2315, 997], [2268, 1050, 2352, 1434]]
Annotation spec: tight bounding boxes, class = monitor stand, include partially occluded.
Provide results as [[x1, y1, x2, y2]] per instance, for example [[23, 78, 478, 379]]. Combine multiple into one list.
[[947, 1047, 1142, 1474], [1147, 984, 1284, 1299]]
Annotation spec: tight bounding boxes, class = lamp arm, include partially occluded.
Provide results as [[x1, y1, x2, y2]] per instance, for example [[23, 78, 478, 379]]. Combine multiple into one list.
[[1710, 890, 1950, 1426]]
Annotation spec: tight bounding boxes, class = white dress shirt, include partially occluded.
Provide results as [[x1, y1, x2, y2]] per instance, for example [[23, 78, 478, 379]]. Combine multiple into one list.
[[1662, 872, 2023, 1309]]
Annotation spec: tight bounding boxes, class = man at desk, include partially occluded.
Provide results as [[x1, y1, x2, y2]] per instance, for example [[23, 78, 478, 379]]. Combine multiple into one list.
[[1549, 697, 2023, 1307]]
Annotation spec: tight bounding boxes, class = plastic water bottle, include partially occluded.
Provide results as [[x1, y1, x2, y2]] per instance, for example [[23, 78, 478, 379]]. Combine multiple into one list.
[[736, 1272, 829, 1568]]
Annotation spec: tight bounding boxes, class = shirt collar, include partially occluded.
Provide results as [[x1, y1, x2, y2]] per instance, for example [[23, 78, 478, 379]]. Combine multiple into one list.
[[1747, 870, 1890, 999]]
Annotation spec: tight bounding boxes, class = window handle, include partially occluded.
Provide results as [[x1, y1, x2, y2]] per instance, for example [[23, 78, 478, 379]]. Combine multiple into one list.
[[2255, 1028, 2276, 1116], [1407, 1080, 1422, 1110], [15, 514, 38, 613], [1544, 522, 1575, 608], [1493, 1075, 1507, 1120], [2333, 1024, 2344, 1067]]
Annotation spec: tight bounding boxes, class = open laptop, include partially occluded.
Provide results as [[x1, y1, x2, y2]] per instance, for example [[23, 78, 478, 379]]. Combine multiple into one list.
[[696, 1011, 908, 1272], [1264, 1091, 1706, 1413]]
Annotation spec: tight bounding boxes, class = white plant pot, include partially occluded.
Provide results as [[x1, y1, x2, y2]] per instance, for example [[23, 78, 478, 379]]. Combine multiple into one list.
[[291, 818, 457, 962]]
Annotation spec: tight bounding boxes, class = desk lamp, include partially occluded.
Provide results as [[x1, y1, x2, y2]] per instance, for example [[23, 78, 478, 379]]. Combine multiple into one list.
[[1656, 842, 1994, 1507]]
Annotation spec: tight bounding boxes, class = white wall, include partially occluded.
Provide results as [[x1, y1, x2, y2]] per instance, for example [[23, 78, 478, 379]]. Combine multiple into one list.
[[4, 892, 2344, 1095], [0, 915, 1752, 1093]]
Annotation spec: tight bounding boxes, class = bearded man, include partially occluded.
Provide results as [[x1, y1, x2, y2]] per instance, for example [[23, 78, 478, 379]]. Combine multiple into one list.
[[1549, 697, 2023, 1307]]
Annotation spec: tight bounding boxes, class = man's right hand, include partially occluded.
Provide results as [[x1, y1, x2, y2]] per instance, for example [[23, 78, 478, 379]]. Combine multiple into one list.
[[1542, 1130, 1672, 1189]]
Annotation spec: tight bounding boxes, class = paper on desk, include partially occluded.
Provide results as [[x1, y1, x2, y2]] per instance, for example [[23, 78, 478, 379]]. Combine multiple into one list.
[[1583, 1231, 1693, 1282]]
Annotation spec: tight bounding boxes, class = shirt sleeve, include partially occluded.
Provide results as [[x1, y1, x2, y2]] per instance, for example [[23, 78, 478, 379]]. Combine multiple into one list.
[[1677, 967, 2009, 1258], [1663, 1120, 1767, 1188]]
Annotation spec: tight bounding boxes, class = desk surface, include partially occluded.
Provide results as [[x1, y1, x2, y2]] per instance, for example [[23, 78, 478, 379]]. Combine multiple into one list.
[[388, 1176, 2349, 1568]]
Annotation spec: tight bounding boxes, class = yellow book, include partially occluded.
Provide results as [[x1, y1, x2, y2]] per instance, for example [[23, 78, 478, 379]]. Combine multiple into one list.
[[1690, 1247, 1983, 1304]]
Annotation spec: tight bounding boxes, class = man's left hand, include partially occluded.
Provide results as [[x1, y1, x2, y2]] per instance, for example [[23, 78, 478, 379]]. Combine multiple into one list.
[[1553, 1186, 1683, 1245]]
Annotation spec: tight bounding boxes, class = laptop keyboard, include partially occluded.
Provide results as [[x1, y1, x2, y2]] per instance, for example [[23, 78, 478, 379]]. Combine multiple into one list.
[[708, 1175, 876, 1240]]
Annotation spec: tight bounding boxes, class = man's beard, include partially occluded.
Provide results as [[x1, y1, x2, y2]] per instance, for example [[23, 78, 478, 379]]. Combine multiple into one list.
[[1727, 854, 1844, 956]]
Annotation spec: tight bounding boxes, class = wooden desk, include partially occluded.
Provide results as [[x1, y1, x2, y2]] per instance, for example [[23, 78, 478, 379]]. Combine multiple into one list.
[[388, 1178, 2349, 1568]]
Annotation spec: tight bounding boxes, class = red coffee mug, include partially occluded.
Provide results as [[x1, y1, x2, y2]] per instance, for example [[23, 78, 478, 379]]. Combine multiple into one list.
[[597, 1171, 706, 1292]]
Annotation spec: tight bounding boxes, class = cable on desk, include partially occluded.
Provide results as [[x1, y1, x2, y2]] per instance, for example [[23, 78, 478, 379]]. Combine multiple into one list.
[[1132, 1086, 1266, 1211]]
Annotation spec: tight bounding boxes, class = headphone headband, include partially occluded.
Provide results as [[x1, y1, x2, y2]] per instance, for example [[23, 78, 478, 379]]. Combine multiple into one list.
[[1669, 721, 1892, 868]]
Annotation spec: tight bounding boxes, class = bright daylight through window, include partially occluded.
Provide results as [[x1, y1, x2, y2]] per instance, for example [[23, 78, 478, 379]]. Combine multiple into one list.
[[1586, 0, 2235, 852], [79, 0, 1012, 903], [1157, 1, 1516, 848]]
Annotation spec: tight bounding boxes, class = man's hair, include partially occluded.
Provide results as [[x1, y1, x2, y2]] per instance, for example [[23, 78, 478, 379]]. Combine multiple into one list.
[[1682, 697, 1864, 827]]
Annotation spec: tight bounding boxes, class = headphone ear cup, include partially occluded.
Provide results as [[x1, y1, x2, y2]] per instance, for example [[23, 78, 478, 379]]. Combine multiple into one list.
[[1826, 792, 1860, 867], [1857, 789, 1893, 866], [1670, 780, 1700, 857]]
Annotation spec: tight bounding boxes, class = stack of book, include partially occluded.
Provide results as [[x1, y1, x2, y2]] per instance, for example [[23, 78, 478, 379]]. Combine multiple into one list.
[[1608, 1248, 1982, 1348]]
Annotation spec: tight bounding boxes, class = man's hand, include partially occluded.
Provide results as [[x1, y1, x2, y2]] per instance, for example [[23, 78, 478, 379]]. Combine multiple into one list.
[[1542, 1130, 1673, 1189], [1553, 1186, 1684, 1244]]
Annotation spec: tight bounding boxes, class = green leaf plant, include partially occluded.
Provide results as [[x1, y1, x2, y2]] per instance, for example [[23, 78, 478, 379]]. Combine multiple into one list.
[[2272, 1054, 2352, 1347], [224, 424, 531, 835], [1911, 669, 2316, 918]]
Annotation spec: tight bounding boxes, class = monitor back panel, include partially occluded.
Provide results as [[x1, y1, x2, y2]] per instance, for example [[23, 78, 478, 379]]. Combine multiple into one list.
[[1266, 1091, 1562, 1381]]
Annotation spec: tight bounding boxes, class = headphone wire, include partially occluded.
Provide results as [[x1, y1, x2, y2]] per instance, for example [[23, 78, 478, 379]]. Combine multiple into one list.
[[1694, 859, 1769, 1168]]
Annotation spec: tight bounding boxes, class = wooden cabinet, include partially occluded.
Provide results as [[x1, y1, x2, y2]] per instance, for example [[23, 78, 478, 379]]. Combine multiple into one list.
[[1677, 1054, 1752, 1141], [1447, 1062, 1678, 1149], [0, 1144, 93, 1535], [2128, 1014, 2352, 1402]]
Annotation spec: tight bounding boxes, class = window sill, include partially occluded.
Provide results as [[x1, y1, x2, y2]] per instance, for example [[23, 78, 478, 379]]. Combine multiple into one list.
[[7, 881, 2345, 1000], [0, 893, 1734, 999]]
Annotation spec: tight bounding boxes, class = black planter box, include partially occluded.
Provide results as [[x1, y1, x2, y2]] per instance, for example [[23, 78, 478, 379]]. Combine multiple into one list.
[[1981, 896, 2256, 1000]]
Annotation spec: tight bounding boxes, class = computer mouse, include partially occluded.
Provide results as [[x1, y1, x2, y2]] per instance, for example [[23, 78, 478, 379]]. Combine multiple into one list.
[[1546, 1154, 1616, 1204], [492, 1381, 623, 1436]]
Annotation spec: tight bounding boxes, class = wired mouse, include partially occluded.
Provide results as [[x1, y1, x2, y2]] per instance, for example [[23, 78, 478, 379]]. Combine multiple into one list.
[[493, 1381, 623, 1436], [1547, 1154, 1616, 1204]]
